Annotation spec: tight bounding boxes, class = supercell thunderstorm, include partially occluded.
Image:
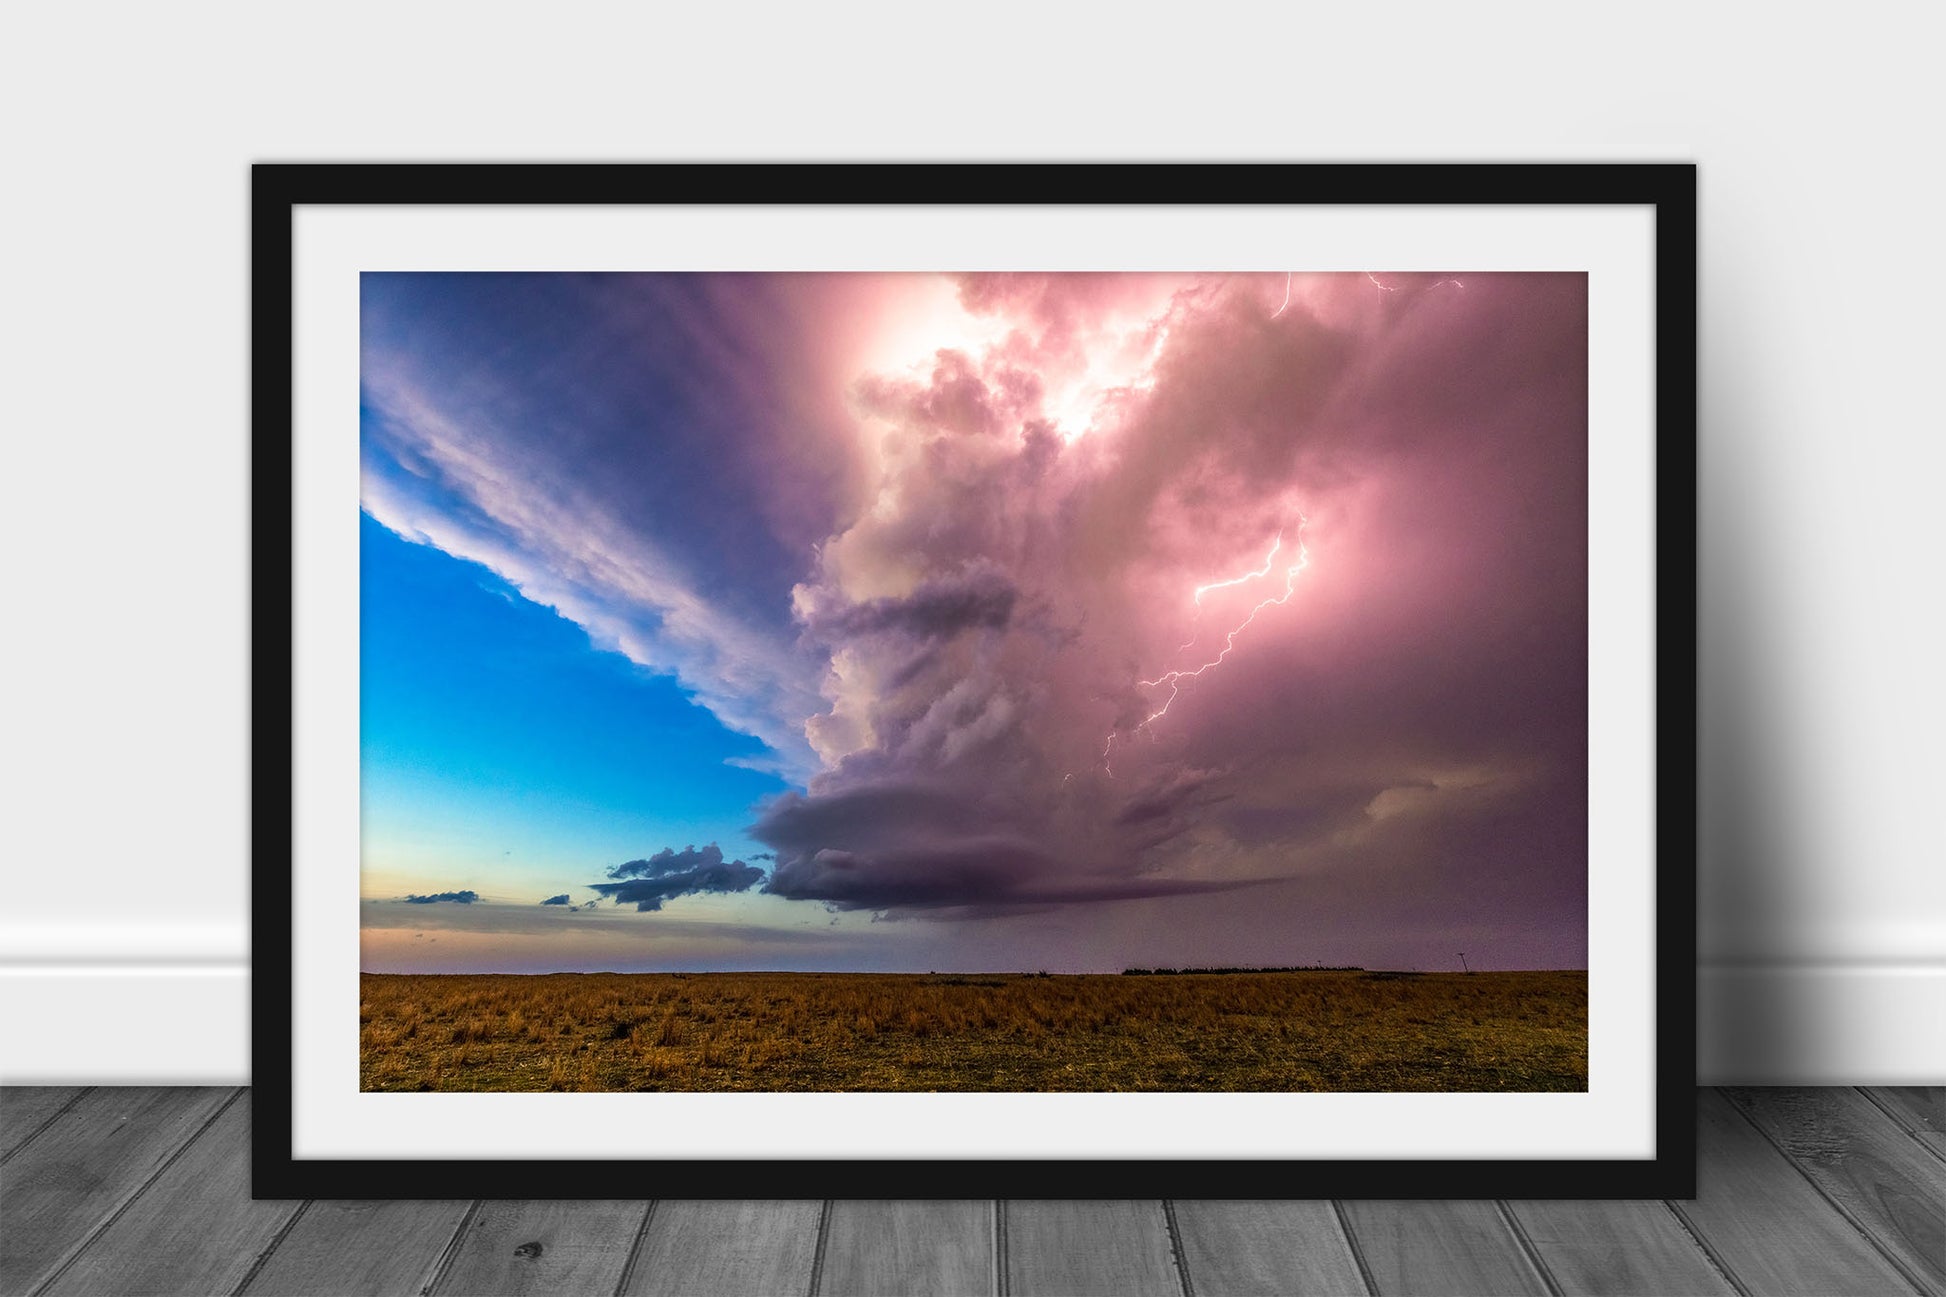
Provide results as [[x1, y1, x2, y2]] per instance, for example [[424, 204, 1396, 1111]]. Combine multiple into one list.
[[362, 269, 1591, 968]]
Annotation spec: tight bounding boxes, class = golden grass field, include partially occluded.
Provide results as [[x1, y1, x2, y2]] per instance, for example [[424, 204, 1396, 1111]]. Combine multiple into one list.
[[359, 969, 1586, 1092]]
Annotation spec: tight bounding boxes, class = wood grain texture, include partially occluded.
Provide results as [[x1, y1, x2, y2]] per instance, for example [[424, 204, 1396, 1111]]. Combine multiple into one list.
[[6, 1086, 1943, 1297], [1336, 1201, 1550, 1297], [1505, 1199, 1735, 1296], [0, 1084, 232, 1296], [1169, 1200, 1369, 1297], [237, 1198, 474, 1296], [41, 1091, 301, 1297], [1002, 1200, 1181, 1297], [817, 1200, 993, 1297], [619, 1200, 822, 1297], [1672, 1089, 1921, 1296], [0, 1086, 85, 1161], [430, 1199, 650, 1297], [1728, 1086, 1946, 1295], [1867, 1087, 1946, 1160]]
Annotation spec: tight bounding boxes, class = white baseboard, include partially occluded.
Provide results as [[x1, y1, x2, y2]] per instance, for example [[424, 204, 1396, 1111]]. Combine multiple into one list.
[[1696, 962, 1946, 1084], [0, 966, 249, 1085], [2, 961, 1939, 1085]]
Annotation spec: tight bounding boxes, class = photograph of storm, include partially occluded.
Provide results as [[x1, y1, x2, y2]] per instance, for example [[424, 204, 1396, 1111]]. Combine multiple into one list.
[[357, 270, 1589, 1093]]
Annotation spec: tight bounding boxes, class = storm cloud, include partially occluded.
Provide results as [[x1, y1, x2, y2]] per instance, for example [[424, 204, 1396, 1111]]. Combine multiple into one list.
[[753, 271, 1589, 958], [589, 844, 766, 912], [539, 893, 571, 906], [363, 270, 1590, 968], [402, 890, 479, 905], [804, 560, 1018, 641]]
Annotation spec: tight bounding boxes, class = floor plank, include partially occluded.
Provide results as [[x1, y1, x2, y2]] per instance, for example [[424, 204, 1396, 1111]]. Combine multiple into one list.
[[6, 1086, 1943, 1297], [1505, 1199, 1736, 1296], [0, 1086, 86, 1161], [0, 1085, 233, 1296], [429, 1198, 649, 1296], [1866, 1087, 1946, 1160], [619, 1200, 822, 1297], [1003, 1200, 1180, 1297], [238, 1198, 474, 1296], [1170, 1200, 1369, 1296], [1673, 1089, 1922, 1296], [817, 1200, 993, 1296], [1728, 1086, 1946, 1295], [1336, 1201, 1550, 1296], [40, 1091, 300, 1297]]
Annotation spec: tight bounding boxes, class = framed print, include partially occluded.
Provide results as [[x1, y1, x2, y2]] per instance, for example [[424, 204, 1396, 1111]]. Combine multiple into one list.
[[253, 163, 1697, 1198]]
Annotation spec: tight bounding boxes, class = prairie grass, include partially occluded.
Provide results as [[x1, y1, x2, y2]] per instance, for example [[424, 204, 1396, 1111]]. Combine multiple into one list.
[[358, 969, 1586, 1093]]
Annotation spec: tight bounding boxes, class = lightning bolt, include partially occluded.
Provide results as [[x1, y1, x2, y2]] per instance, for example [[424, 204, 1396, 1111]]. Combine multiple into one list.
[[1138, 518, 1310, 727], [1194, 532, 1282, 603], [1368, 272, 1465, 294], [1173, 531, 1283, 652], [1083, 518, 1312, 777], [1296, 269, 1459, 319], [1271, 272, 1293, 319]]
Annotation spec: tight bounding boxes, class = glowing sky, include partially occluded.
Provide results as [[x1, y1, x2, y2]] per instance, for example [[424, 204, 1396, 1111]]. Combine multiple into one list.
[[360, 271, 1588, 973]]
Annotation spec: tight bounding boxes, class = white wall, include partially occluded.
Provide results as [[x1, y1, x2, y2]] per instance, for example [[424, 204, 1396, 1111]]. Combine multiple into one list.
[[2, 2, 1939, 1084]]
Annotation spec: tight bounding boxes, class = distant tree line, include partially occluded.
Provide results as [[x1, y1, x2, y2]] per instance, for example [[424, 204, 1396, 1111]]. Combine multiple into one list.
[[1119, 964, 1364, 975]]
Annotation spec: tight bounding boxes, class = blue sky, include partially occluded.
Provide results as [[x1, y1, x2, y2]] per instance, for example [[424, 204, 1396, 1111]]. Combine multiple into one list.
[[360, 510, 784, 905]]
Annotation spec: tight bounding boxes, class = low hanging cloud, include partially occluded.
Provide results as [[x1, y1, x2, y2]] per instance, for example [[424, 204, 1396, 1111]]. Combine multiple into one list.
[[539, 893, 571, 906], [751, 777, 1272, 913], [804, 560, 1019, 641], [402, 890, 479, 905], [589, 844, 766, 912]]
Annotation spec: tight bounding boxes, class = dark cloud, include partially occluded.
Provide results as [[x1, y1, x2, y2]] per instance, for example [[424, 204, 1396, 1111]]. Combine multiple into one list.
[[608, 844, 735, 879], [751, 778, 1268, 913], [750, 784, 994, 857], [402, 890, 479, 904], [539, 893, 571, 906], [807, 560, 1018, 641], [1112, 768, 1227, 827], [752, 782, 1048, 911], [589, 844, 766, 912], [763, 834, 1052, 909], [762, 834, 1269, 912], [756, 272, 1588, 962]]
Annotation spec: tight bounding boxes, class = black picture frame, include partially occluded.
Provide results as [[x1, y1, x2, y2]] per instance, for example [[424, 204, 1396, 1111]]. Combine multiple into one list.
[[252, 162, 1697, 1199]]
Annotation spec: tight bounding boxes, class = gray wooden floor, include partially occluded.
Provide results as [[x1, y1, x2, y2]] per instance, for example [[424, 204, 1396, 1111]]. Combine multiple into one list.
[[0, 1089, 1939, 1296]]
